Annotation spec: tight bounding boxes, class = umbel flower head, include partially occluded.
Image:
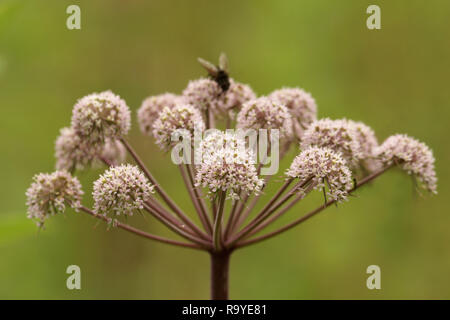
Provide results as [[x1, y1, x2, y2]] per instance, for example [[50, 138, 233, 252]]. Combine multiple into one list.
[[55, 127, 126, 171], [286, 146, 353, 202], [71, 90, 131, 144], [216, 79, 256, 119], [301, 118, 364, 167], [137, 93, 184, 136], [349, 120, 378, 158], [349, 120, 380, 172], [236, 97, 293, 140], [55, 127, 99, 171], [93, 164, 155, 218], [195, 131, 264, 200], [269, 87, 317, 139], [182, 78, 222, 112], [182, 77, 256, 120], [376, 134, 437, 193], [152, 104, 205, 150], [26, 171, 83, 226], [100, 139, 127, 167], [195, 129, 253, 163]]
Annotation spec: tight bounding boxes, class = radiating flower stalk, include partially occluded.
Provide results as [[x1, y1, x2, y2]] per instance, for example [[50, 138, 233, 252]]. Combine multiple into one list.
[[26, 54, 437, 300]]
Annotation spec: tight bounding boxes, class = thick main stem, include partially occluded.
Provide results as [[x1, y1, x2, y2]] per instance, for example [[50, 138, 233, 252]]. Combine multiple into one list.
[[210, 250, 231, 300], [213, 191, 226, 250]]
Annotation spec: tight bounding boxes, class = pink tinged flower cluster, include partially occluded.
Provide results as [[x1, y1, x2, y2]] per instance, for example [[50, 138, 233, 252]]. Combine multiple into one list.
[[376, 134, 437, 193], [71, 90, 131, 144], [55, 127, 126, 171], [182, 78, 256, 120], [182, 78, 222, 112], [152, 104, 205, 150], [26, 171, 83, 226], [93, 164, 155, 218], [101, 139, 127, 166], [301, 118, 366, 167], [349, 120, 381, 172], [348, 120, 378, 158], [195, 131, 264, 200], [216, 79, 256, 118], [286, 146, 353, 202], [269, 87, 317, 139], [236, 97, 294, 140], [55, 127, 98, 171], [137, 93, 184, 136]]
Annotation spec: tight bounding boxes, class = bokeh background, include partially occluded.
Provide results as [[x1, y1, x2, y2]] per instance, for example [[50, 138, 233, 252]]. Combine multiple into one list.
[[1, 0, 449, 299]]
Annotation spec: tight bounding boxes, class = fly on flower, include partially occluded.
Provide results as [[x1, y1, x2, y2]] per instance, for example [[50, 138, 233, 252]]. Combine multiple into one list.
[[198, 53, 231, 92]]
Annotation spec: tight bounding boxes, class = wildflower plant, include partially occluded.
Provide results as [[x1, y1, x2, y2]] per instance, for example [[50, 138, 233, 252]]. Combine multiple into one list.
[[26, 54, 437, 299]]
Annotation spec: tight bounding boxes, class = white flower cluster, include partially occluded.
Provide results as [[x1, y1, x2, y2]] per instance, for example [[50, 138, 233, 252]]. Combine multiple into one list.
[[236, 97, 293, 140], [301, 118, 375, 168], [216, 79, 256, 118], [269, 87, 317, 139], [152, 104, 205, 150], [182, 78, 256, 119], [55, 127, 126, 171], [100, 138, 127, 167], [350, 120, 380, 172], [137, 93, 184, 136], [376, 134, 437, 193], [182, 78, 222, 112], [195, 131, 264, 200], [55, 127, 98, 171], [349, 120, 378, 158], [26, 171, 83, 226], [93, 164, 155, 218], [286, 146, 353, 201], [71, 90, 131, 144]]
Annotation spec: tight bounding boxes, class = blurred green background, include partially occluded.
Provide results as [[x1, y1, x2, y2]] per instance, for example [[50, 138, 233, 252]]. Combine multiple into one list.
[[1, 0, 449, 299]]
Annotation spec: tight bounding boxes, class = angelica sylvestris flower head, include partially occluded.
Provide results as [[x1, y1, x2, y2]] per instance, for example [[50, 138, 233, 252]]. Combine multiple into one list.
[[182, 78, 222, 111], [269, 88, 317, 139], [376, 134, 437, 193], [301, 118, 364, 167], [55, 127, 126, 171], [100, 139, 127, 166], [195, 131, 264, 200], [236, 97, 293, 140], [93, 164, 155, 218], [71, 90, 131, 144], [348, 120, 381, 172], [196, 129, 249, 160], [55, 127, 100, 171], [286, 146, 353, 201], [216, 79, 256, 119], [349, 120, 378, 158], [137, 93, 184, 136], [26, 171, 83, 226], [152, 104, 205, 150]]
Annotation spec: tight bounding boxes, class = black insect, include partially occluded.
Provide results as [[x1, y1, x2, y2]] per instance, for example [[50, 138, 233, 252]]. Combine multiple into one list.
[[198, 53, 230, 92]]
